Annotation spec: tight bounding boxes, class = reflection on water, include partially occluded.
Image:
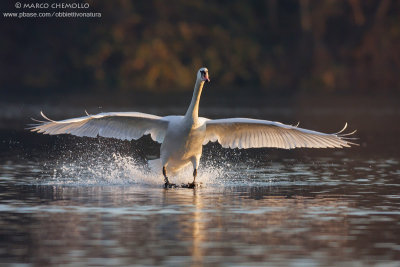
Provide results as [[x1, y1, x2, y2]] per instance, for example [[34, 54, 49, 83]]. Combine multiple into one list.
[[1, 151, 400, 266], [0, 104, 400, 266]]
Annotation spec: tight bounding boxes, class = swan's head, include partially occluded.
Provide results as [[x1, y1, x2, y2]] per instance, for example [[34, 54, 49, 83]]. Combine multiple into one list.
[[197, 67, 210, 83]]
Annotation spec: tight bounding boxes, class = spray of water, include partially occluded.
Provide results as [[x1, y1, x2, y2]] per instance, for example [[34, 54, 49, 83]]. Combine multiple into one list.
[[41, 152, 228, 187], [36, 138, 292, 187]]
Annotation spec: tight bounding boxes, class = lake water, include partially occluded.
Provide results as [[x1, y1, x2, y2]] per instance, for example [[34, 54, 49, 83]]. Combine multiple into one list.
[[0, 101, 399, 266]]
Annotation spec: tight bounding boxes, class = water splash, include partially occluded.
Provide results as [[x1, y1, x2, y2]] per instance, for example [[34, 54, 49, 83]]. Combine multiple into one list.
[[40, 152, 228, 187], [33, 138, 352, 188]]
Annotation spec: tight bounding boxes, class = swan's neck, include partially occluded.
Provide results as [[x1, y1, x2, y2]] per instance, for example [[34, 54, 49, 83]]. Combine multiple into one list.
[[185, 78, 204, 122]]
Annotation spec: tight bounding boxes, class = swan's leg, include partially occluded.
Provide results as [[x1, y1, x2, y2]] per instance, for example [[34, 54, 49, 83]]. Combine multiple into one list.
[[163, 166, 170, 187], [163, 166, 176, 188], [187, 169, 197, 188], [187, 157, 199, 188]]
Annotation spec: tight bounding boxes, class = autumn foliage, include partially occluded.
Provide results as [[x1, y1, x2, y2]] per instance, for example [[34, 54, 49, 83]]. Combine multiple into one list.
[[1, 0, 399, 95]]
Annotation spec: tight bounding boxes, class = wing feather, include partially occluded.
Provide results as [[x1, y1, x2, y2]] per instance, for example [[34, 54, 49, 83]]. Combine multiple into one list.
[[204, 118, 357, 149], [29, 111, 169, 143]]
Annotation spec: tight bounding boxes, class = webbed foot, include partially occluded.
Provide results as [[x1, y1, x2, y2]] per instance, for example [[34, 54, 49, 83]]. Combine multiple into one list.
[[164, 182, 177, 188], [181, 182, 198, 189]]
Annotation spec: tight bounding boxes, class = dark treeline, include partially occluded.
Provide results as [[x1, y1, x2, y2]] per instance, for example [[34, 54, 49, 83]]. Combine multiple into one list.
[[0, 0, 399, 96]]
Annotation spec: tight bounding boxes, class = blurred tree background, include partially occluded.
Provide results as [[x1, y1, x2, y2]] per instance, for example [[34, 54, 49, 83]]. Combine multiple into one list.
[[0, 0, 399, 97]]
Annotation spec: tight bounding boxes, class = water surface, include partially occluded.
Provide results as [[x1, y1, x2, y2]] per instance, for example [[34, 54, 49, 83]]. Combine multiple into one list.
[[0, 104, 399, 266]]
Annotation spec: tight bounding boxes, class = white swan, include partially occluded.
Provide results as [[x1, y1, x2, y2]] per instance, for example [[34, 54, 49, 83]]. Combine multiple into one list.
[[30, 67, 357, 188]]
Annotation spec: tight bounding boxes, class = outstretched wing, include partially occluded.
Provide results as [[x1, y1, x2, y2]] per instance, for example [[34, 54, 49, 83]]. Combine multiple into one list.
[[29, 111, 169, 143], [204, 118, 357, 149]]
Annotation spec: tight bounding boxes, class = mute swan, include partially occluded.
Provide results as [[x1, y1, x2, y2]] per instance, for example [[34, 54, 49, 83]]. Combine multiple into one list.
[[30, 67, 357, 188]]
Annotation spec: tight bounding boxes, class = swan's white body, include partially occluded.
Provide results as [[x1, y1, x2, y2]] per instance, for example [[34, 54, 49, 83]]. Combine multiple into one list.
[[30, 68, 357, 186], [160, 116, 207, 174]]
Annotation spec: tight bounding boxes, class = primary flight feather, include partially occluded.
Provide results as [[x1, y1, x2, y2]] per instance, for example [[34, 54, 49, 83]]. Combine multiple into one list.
[[30, 67, 357, 188]]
